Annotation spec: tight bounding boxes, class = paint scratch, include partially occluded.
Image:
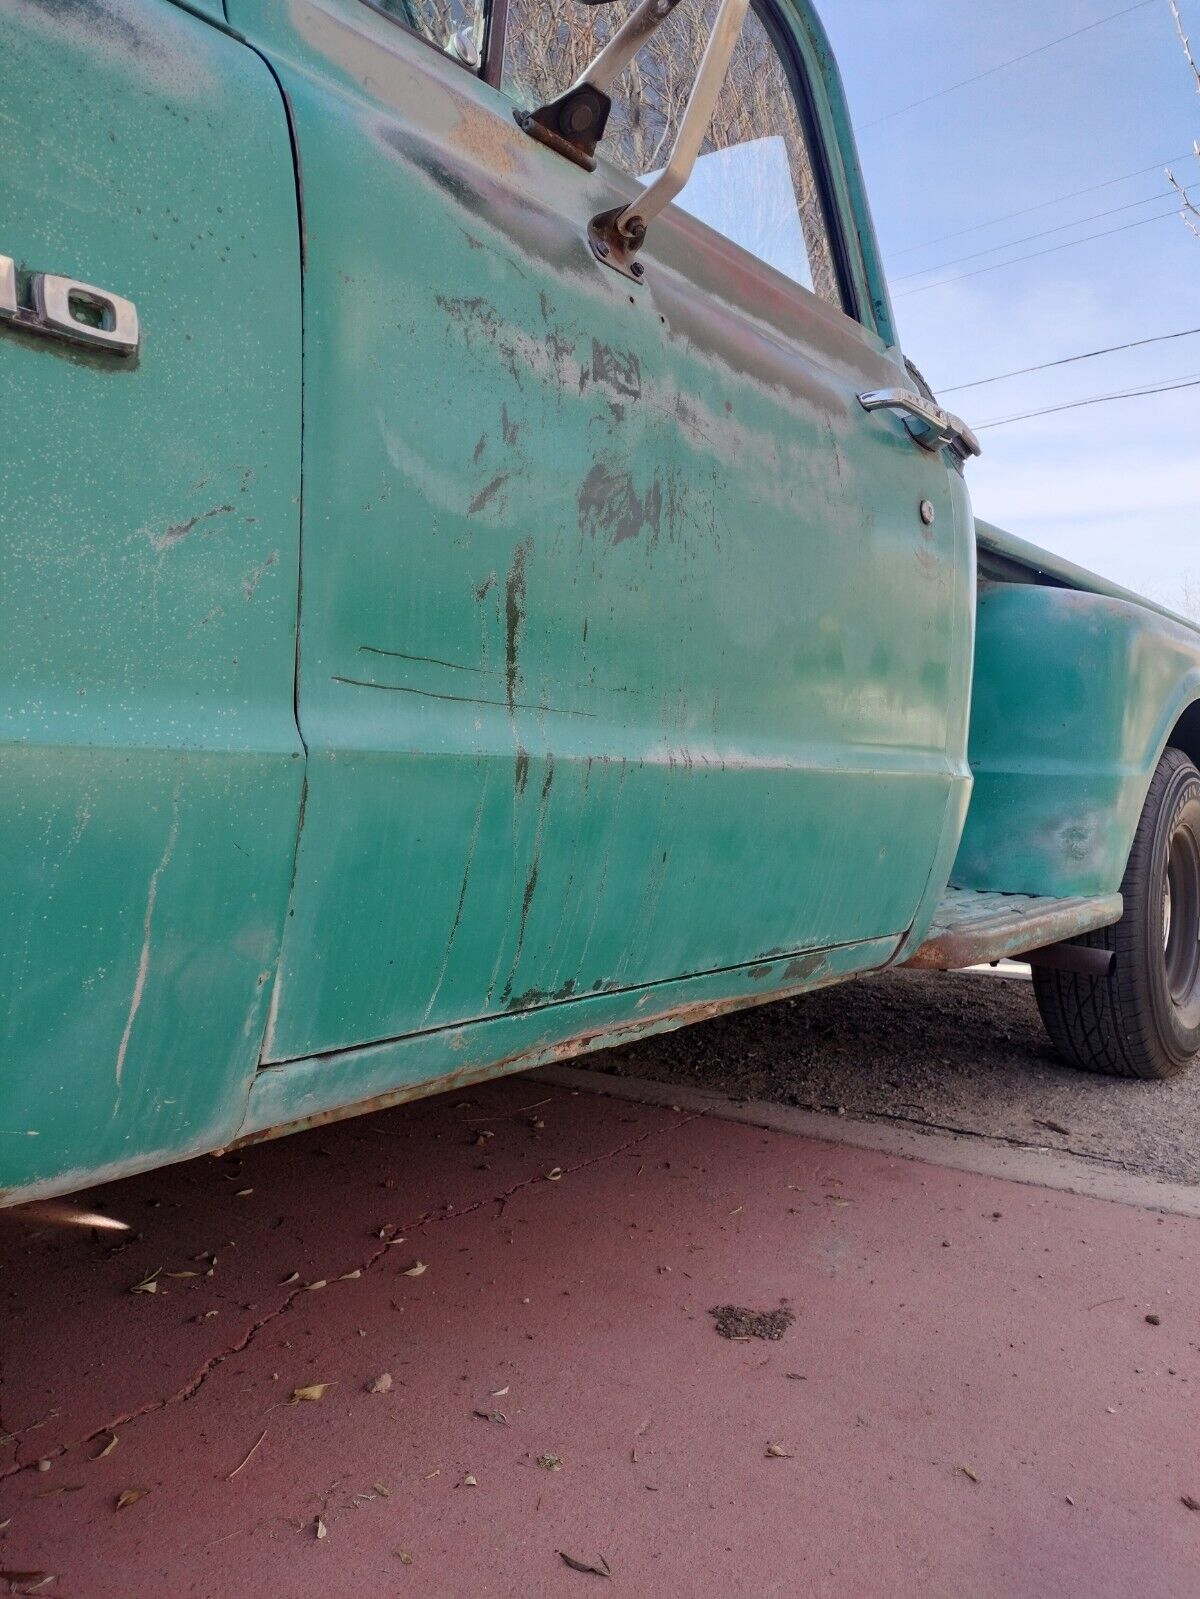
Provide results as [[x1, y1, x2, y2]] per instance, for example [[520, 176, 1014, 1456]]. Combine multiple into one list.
[[114, 786, 181, 1093]]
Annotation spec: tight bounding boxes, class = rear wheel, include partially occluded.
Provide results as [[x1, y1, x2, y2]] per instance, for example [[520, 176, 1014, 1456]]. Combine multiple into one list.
[[1033, 746, 1200, 1078]]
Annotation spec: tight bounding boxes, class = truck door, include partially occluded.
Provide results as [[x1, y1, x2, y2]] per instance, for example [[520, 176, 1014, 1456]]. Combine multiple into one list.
[[228, 0, 974, 1065], [0, 0, 303, 1193]]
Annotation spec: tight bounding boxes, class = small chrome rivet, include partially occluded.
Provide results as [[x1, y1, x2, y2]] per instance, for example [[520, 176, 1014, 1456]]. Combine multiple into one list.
[[919, 499, 935, 526]]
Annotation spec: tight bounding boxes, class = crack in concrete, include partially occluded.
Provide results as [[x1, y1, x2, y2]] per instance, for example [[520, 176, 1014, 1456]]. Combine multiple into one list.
[[0, 1106, 697, 1481], [833, 1105, 1134, 1170]]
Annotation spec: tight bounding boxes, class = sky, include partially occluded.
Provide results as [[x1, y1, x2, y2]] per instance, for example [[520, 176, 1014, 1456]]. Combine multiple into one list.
[[819, 0, 1199, 611]]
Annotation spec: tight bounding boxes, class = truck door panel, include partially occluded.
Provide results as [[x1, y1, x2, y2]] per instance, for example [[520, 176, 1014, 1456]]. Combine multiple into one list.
[[228, 0, 970, 1065], [0, 0, 303, 1193]]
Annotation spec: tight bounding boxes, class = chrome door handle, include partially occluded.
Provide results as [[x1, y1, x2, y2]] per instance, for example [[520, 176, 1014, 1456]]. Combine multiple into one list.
[[858, 387, 981, 459]]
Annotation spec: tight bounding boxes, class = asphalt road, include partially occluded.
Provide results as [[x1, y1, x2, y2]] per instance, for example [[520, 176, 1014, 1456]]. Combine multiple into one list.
[[593, 968, 1200, 1187]]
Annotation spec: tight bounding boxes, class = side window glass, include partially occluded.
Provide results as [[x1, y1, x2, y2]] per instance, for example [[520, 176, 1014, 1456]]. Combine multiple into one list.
[[501, 0, 845, 309], [371, 0, 486, 68]]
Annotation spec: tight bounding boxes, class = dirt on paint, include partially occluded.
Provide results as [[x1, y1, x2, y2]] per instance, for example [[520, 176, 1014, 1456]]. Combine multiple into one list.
[[709, 1303, 795, 1341]]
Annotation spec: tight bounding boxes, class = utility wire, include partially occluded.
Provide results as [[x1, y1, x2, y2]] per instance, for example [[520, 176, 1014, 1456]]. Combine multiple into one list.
[[941, 326, 1200, 393], [893, 189, 1171, 282], [862, 0, 1155, 129], [977, 373, 1200, 428], [893, 207, 1180, 297], [889, 153, 1196, 256]]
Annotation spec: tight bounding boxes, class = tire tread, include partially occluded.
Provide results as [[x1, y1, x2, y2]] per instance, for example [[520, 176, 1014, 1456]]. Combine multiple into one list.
[[1033, 747, 1198, 1080]]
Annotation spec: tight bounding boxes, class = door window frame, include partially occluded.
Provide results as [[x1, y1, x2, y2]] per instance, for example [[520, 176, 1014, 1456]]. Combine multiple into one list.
[[484, 0, 889, 337]]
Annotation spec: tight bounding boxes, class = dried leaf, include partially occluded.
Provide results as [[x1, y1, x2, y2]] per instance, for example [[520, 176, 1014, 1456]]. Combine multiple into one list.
[[372, 1483, 390, 1498], [537, 1454, 562, 1471], [1182, 1494, 1200, 1512], [165, 1270, 198, 1278], [115, 1487, 148, 1510], [0, 1575, 54, 1590], [291, 1383, 332, 1403], [545, 1168, 563, 1182], [489, 1385, 510, 1397], [462, 1473, 478, 1488], [367, 1374, 393, 1395], [235, 1188, 253, 1197], [402, 1261, 427, 1277], [314, 1516, 328, 1540], [129, 1273, 160, 1295], [765, 1443, 793, 1459], [281, 1272, 300, 1285], [93, 1433, 118, 1460], [959, 1466, 979, 1484], [420, 1469, 440, 1481], [304, 1280, 327, 1292], [395, 1551, 414, 1565], [558, 1551, 610, 1578], [339, 1270, 362, 1281]]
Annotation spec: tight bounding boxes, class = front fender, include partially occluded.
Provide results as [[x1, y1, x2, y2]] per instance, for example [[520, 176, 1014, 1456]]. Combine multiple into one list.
[[952, 582, 1200, 898]]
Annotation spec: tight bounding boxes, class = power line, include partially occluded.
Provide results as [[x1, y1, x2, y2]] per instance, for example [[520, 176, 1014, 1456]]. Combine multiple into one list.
[[893, 207, 1181, 297], [862, 0, 1156, 129], [941, 326, 1200, 393], [893, 189, 1170, 282], [889, 153, 1195, 256], [976, 373, 1200, 428]]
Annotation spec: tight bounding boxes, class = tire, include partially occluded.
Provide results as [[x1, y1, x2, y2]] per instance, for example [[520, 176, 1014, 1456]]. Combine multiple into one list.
[[1034, 746, 1200, 1079]]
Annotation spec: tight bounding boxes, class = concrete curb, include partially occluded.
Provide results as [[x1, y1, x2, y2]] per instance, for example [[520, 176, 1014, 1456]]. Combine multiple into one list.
[[533, 1064, 1200, 1218]]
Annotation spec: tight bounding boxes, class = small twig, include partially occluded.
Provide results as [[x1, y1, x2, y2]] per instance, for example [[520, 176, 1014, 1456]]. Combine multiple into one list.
[[225, 1428, 267, 1481], [1086, 1295, 1124, 1312]]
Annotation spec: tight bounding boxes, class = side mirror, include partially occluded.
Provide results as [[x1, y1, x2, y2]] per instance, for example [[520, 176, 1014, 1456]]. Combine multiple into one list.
[[515, 0, 750, 282]]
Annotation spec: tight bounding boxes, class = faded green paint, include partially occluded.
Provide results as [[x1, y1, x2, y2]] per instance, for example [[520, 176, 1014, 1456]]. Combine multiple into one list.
[[3, 0, 1193, 1207], [228, 0, 974, 1070], [953, 579, 1200, 898], [0, 0, 303, 1195]]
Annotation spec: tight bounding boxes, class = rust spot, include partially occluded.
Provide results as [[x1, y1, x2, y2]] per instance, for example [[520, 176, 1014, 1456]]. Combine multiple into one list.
[[504, 977, 578, 1013], [500, 402, 520, 447], [469, 473, 509, 515], [783, 952, 826, 982], [578, 463, 663, 547], [146, 504, 233, 551], [587, 339, 641, 400], [505, 538, 532, 712], [746, 963, 773, 981]]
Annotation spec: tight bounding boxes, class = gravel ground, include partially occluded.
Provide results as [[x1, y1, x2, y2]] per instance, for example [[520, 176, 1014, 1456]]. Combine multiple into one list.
[[595, 968, 1200, 1186]]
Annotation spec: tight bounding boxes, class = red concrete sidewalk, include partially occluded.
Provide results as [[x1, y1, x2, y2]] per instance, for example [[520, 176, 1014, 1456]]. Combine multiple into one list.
[[0, 1077, 1196, 1598]]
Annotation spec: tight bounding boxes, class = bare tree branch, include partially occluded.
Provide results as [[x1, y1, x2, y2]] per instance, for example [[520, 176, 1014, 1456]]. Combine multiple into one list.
[[1165, 1, 1200, 236], [1168, 0, 1200, 93]]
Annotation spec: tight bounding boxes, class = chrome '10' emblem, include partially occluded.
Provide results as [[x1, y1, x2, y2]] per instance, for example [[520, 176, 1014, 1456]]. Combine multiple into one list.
[[0, 253, 139, 355]]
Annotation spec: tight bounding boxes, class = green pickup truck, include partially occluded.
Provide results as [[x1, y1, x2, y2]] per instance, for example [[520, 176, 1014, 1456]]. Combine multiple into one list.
[[3, 0, 1199, 1206]]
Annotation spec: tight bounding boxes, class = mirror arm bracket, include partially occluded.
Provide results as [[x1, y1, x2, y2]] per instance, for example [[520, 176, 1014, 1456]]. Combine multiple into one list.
[[586, 0, 750, 282], [514, 0, 685, 170], [514, 85, 612, 171]]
